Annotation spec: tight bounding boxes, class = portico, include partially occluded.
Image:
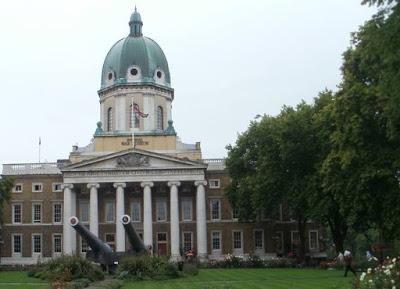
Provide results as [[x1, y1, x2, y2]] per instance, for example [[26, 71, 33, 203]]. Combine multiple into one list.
[[61, 148, 208, 261]]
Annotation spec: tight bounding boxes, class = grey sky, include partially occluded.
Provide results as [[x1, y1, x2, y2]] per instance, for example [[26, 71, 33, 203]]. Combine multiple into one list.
[[0, 0, 376, 164]]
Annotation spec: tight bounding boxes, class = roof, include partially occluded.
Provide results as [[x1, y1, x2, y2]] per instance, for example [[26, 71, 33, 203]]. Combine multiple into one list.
[[100, 9, 171, 90]]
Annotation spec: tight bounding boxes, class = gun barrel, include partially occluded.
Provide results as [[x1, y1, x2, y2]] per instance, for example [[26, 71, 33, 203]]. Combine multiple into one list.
[[121, 215, 147, 254], [69, 216, 113, 254]]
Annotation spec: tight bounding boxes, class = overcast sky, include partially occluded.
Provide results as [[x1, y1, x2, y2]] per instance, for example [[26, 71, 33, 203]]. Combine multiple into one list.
[[0, 0, 376, 165]]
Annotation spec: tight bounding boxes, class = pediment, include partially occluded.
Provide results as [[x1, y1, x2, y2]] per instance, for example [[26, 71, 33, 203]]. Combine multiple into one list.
[[62, 149, 207, 172]]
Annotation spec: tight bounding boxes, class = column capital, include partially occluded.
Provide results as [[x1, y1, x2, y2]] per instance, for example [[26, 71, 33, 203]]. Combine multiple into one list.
[[194, 180, 207, 187], [113, 182, 126, 189], [62, 183, 74, 190], [87, 183, 100, 189], [167, 181, 181, 187], [141, 181, 154, 188]]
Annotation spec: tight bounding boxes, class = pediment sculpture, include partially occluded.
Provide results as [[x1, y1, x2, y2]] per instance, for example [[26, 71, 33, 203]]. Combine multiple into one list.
[[116, 153, 150, 167]]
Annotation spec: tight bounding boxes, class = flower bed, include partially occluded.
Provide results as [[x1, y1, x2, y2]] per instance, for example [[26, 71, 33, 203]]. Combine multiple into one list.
[[356, 257, 400, 289], [206, 254, 297, 269]]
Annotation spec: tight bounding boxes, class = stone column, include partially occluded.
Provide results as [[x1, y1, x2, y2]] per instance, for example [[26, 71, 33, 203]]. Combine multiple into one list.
[[114, 182, 126, 252], [168, 181, 181, 261], [141, 181, 154, 249], [87, 183, 100, 237], [63, 184, 76, 254], [195, 180, 208, 262]]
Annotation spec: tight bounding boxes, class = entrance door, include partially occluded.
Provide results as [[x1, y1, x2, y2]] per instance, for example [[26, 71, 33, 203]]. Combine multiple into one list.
[[157, 233, 168, 256]]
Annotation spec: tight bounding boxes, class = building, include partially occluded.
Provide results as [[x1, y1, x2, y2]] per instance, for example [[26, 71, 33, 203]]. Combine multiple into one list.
[[1, 8, 325, 265]]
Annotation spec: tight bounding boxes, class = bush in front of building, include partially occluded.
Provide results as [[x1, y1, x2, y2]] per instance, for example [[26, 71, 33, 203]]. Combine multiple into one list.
[[206, 255, 297, 269], [29, 255, 104, 283], [182, 263, 199, 276], [355, 257, 400, 289], [116, 255, 181, 281]]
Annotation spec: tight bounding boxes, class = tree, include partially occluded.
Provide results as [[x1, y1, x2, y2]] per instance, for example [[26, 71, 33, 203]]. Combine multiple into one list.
[[0, 178, 13, 225], [322, 1, 400, 243], [226, 102, 322, 263]]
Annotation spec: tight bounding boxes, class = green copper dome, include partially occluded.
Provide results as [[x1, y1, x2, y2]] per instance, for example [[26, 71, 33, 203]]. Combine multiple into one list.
[[101, 8, 171, 90]]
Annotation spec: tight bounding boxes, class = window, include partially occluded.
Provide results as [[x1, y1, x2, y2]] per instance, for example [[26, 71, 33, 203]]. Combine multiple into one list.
[[32, 234, 42, 254], [81, 237, 88, 253], [291, 231, 299, 251], [232, 207, 239, 220], [32, 183, 43, 192], [233, 231, 243, 251], [105, 233, 115, 251], [53, 234, 62, 254], [12, 234, 22, 254], [157, 106, 163, 130], [53, 203, 62, 224], [254, 230, 264, 250], [52, 183, 62, 192], [130, 104, 140, 129], [107, 107, 113, 131], [210, 199, 221, 221], [131, 201, 141, 222], [13, 184, 23, 193], [105, 202, 115, 223], [32, 203, 42, 223], [12, 203, 22, 224], [156, 199, 167, 222], [80, 201, 89, 223], [209, 179, 220, 189], [130, 68, 138, 76], [182, 232, 193, 252], [211, 231, 221, 253], [309, 230, 319, 250], [181, 198, 192, 221]]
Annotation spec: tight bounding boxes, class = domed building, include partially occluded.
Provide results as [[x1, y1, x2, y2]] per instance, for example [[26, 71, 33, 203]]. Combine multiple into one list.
[[0, 8, 325, 265]]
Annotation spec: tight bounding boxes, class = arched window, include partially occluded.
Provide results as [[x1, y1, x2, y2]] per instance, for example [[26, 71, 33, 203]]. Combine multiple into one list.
[[157, 106, 163, 130], [130, 104, 140, 129], [107, 107, 113, 131]]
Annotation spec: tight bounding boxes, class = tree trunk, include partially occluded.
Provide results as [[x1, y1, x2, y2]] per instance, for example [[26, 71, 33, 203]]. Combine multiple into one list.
[[297, 218, 307, 265], [328, 217, 347, 254]]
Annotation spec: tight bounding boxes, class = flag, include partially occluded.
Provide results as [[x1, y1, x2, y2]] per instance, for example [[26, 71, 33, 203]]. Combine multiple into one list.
[[132, 104, 149, 118]]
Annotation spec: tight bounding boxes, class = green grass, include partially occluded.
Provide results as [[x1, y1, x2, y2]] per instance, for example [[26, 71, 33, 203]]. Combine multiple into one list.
[[0, 268, 355, 289], [0, 272, 48, 289], [122, 268, 354, 289]]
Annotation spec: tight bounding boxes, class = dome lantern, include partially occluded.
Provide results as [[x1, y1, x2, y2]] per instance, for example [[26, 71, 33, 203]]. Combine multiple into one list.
[[129, 6, 143, 37]]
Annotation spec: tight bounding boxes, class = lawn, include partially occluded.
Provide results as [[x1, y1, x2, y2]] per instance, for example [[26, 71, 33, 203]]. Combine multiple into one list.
[[0, 271, 48, 289], [122, 268, 354, 289], [0, 268, 355, 289]]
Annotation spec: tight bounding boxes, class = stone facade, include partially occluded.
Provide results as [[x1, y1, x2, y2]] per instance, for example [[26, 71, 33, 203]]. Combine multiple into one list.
[[0, 7, 326, 265]]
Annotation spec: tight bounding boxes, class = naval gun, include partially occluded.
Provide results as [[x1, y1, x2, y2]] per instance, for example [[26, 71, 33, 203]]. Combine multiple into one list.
[[69, 216, 121, 271], [69, 216, 148, 271], [121, 215, 147, 255]]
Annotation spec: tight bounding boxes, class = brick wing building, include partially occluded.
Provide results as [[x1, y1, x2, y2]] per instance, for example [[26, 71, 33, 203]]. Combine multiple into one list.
[[1, 8, 325, 265]]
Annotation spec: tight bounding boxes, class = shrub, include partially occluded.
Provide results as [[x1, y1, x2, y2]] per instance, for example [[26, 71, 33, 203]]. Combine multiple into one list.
[[116, 255, 181, 281], [356, 257, 400, 289], [245, 255, 264, 268], [32, 255, 104, 283], [182, 263, 199, 276]]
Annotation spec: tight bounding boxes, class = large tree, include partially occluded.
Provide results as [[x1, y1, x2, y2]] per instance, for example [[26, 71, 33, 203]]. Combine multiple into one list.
[[322, 0, 400, 243], [226, 102, 323, 263], [0, 178, 13, 225]]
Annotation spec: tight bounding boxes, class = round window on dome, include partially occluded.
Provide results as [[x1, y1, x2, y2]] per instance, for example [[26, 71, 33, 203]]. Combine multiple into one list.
[[157, 71, 162, 78], [108, 72, 113, 80], [130, 68, 138, 76]]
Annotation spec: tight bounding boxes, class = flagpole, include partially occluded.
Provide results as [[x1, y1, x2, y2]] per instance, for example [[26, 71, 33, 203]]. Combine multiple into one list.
[[38, 137, 41, 163]]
